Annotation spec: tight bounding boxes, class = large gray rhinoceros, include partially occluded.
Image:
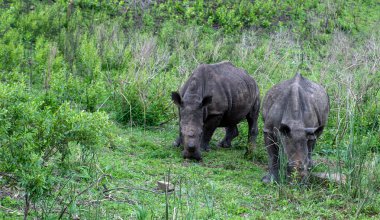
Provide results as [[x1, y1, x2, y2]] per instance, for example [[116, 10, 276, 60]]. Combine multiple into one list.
[[262, 73, 329, 183], [171, 61, 260, 161]]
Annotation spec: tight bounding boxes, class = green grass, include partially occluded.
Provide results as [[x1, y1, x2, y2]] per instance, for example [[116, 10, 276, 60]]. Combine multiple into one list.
[[1, 124, 379, 219], [3, 125, 373, 219]]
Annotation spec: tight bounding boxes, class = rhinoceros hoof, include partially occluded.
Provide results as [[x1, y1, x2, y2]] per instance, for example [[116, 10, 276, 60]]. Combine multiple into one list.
[[261, 174, 276, 183], [202, 145, 210, 152], [308, 160, 315, 168], [218, 140, 231, 148], [172, 140, 181, 148]]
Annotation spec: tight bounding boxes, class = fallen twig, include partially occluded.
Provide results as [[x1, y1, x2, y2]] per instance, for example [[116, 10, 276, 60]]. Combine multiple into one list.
[[0, 172, 18, 182], [0, 205, 23, 216], [103, 186, 159, 194], [58, 174, 110, 219], [78, 197, 137, 206]]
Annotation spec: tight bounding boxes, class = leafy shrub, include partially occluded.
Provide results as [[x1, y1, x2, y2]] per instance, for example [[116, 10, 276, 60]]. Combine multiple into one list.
[[0, 83, 115, 209]]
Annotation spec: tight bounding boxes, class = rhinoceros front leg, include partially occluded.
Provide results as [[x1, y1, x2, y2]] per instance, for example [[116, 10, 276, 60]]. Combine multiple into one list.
[[218, 125, 239, 148], [201, 115, 222, 151], [307, 139, 316, 168], [262, 132, 280, 183], [173, 121, 182, 147], [172, 135, 182, 148]]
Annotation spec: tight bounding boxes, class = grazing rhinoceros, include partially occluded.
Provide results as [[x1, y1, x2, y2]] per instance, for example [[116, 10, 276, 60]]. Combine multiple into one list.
[[171, 61, 260, 161], [262, 73, 329, 183]]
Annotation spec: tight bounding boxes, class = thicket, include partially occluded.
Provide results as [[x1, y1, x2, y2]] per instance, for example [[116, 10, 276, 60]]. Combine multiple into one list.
[[0, 83, 116, 218], [1, 0, 379, 124], [0, 0, 379, 218]]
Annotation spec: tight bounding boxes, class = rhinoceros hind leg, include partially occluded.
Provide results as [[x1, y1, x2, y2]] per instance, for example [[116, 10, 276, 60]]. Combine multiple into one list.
[[218, 125, 239, 148], [246, 99, 260, 147], [245, 100, 260, 158]]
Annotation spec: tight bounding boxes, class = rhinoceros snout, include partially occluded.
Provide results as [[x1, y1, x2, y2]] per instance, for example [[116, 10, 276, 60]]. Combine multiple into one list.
[[183, 150, 202, 161], [187, 142, 196, 152], [288, 160, 310, 178]]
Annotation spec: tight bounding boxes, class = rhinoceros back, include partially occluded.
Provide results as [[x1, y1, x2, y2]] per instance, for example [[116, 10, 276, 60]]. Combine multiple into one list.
[[181, 61, 259, 126], [263, 73, 329, 133]]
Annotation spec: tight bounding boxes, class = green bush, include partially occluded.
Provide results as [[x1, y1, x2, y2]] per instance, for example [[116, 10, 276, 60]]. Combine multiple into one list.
[[0, 83, 114, 206]]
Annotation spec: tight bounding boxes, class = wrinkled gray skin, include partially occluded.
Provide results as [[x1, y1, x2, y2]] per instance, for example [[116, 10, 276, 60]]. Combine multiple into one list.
[[171, 61, 260, 161], [262, 73, 329, 183]]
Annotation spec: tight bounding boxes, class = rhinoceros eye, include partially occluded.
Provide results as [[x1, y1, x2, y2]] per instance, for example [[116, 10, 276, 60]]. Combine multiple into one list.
[[306, 133, 317, 140], [279, 123, 291, 136], [200, 95, 212, 108]]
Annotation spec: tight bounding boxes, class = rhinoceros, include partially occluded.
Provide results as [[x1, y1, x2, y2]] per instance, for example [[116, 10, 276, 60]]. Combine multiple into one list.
[[171, 61, 260, 161], [262, 73, 329, 183]]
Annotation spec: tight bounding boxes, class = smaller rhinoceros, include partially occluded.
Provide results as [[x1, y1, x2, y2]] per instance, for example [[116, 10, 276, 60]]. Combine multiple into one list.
[[171, 61, 260, 161], [262, 73, 329, 183]]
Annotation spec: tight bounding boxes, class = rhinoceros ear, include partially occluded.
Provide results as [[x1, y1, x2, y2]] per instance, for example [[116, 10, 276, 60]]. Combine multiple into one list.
[[201, 95, 212, 107], [305, 126, 324, 139], [279, 123, 291, 136], [171, 92, 182, 107]]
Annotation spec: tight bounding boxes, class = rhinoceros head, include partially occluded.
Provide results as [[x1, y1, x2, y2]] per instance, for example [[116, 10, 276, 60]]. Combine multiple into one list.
[[278, 121, 324, 178], [172, 91, 212, 161]]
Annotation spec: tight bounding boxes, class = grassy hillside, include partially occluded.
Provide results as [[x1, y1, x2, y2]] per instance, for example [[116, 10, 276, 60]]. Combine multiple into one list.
[[0, 0, 379, 219]]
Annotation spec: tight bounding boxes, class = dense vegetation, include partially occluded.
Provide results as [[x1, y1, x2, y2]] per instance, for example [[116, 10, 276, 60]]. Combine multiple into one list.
[[0, 0, 379, 219]]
